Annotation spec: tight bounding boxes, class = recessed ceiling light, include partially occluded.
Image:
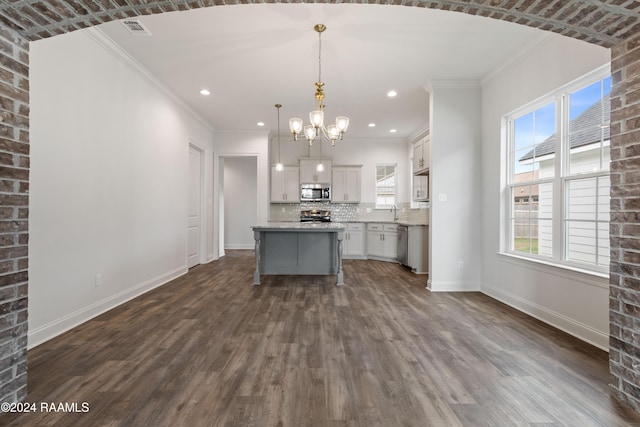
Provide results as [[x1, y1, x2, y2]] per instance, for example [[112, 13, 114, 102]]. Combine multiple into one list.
[[368, 123, 376, 127], [257, 122, 265, 127], [200, 89, 210, 96], [390, 129, 397, 133], [387, 90, 397, 97]]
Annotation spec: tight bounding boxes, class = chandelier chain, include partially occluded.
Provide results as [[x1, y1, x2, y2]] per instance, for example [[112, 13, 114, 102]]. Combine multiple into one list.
[[277, 105, 281, 162], [317, 28, 322, 86]]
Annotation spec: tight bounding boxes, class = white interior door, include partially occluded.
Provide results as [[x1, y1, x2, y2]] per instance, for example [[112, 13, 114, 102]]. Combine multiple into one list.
[[187, 145, 202, 268]]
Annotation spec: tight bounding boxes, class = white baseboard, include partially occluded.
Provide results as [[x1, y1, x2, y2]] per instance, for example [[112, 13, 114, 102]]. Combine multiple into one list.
[[482, 284, 608, 351], [28, 266, 188, 349], [224, 244, 254, 250], [343, 255, 368, 260], [428, 280, 481, 292]]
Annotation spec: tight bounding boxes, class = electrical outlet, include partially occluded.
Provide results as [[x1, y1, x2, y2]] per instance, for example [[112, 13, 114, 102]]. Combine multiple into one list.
[[438, 193, 447, 202], [281, 207, 285, 213], [95, 273, 102, 287], [366, 208, 372, 213], [458, 261, 464, 270]]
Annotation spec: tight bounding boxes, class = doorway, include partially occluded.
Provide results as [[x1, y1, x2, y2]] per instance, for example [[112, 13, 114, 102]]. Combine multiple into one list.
[[187, 144, 204, 268], [222, 157, 258, 251]]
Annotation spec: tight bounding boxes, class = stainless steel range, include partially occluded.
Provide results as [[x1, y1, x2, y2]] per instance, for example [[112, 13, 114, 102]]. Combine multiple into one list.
[[300, 209, 331, 222]]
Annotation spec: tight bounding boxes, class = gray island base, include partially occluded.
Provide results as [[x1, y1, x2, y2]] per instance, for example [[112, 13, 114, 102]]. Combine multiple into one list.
[[251, 222, 345, 286]]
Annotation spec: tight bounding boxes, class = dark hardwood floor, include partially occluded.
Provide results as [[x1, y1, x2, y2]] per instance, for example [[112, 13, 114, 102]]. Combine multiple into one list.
[[3, 250, 640, 426]]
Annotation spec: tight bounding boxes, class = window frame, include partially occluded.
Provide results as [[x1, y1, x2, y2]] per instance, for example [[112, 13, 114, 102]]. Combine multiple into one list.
[[502, 65, 611, 275], [375, 163, 397, 209]]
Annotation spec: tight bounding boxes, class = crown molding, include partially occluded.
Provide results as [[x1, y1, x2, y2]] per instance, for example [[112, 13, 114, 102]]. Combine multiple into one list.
[[424, 79, 481, 92], [481, 32, 556, 88], [84, 27, 214, 132]]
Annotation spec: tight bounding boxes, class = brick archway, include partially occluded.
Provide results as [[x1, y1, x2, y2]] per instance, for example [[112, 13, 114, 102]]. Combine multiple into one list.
[[0, 0, 639, 412]]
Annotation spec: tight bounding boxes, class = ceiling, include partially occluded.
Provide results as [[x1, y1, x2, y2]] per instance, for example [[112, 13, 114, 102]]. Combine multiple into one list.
[[96, 3, 550, 141]]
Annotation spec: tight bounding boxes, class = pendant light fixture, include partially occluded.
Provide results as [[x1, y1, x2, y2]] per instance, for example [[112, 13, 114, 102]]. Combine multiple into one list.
[[289, 24, 349, 147], [274, 104, 284, 172]]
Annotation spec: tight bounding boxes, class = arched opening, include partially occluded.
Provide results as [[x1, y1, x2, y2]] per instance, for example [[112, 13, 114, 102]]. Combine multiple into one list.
[[0, 0, 639, 415]]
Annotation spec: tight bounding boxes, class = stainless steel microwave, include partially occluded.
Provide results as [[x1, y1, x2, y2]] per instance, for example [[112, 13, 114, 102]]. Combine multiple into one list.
[[301, 184, 331, 202]]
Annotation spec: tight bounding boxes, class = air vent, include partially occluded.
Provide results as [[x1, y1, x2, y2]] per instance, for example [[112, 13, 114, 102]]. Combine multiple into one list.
[[121, 19, 151, 36]]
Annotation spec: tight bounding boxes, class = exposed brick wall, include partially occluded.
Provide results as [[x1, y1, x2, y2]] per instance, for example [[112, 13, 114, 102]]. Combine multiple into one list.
[[0, 0, 638, 411], [610, 32, 640, 413], [0, 1, 639, 48], [0, 25, 29, 404]]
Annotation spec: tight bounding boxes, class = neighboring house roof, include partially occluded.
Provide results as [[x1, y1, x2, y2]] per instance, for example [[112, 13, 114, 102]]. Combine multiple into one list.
[[519, 94, 610, 162]]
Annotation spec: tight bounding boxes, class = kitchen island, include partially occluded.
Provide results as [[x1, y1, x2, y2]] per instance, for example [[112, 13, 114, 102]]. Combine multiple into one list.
[[251, 222, 345, 286]]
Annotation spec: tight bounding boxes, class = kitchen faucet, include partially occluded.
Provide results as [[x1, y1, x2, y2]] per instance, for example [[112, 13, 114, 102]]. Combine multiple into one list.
[[391, 205, 398, 221]]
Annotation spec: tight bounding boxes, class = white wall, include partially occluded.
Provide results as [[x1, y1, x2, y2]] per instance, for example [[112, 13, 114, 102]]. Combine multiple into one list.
[[480, 35, 611, 349], [272, 137, 410, 204], [29, 29, 215, 348], [223, 157, 257, 249], [428, 81, 483, 291]]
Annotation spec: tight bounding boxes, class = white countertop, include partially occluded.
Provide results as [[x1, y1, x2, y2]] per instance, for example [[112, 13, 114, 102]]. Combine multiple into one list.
[[252, 222, 346, 231], [254, 221, 428, 229], [340, 220, 428, 226], [395, 221, 429, 226]]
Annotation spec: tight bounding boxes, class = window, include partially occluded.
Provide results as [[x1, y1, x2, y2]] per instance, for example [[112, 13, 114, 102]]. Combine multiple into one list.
[[565, 77, 611, 268], [504, 68, 610, 273], [509, 101, 555, 257], [376, 164, 396, 208]]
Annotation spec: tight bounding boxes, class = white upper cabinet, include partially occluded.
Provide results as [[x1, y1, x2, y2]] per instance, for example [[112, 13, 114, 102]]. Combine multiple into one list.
[[332, 166, 361, 203], [412, 135, 430, 175], [271, 166, 300, 203], [299, 159, 332, 183]]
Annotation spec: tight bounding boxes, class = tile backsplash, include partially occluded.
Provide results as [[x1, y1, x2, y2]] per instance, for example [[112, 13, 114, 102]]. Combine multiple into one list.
[[270, 202, 428, 223]]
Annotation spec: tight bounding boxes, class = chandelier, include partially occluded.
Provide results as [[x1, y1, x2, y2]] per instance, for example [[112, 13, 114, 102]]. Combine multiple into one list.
[[289, 24, 349, 146]]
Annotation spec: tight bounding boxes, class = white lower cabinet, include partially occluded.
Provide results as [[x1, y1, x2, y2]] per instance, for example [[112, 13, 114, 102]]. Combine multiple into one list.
[[366, 223, 398, 260], [343, 223, 365, 259], [408, 225, 429, 274]]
